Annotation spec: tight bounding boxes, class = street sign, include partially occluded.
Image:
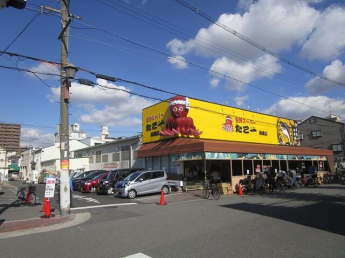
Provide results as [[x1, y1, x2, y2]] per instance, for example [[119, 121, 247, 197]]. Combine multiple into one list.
[[45, 178, 56, 198]]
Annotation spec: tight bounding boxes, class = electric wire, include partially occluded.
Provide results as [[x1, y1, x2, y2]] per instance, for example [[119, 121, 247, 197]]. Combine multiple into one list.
[[1, 50, 344, 122], [0, 12, 41, 58], [71, 19, 342, 119], [94, 0, 341, 98], [175, 0, 345, 88]]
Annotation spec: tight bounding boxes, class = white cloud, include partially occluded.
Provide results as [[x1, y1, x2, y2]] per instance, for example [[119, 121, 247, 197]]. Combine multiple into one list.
[[168, 56, 188, 69], [209, 78, 220, 87], [166, 39, 194, 56], [209, 54, 282, 91], [237, 0, 253, 12], [47, 79, 154, 127], [300, 6, 345, 60], [166, 0, 326, 90], [306, 60, 345, 94], [26, 63, 60, 81], [21, 128, 54, 148], [234, 95, 249, 107], [264, 96, 345, 120], [168, 0, 319, 59]]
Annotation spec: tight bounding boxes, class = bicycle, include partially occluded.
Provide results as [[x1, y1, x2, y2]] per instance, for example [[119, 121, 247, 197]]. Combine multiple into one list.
[[202, 180, 220, 200], [17, 182, 37, 206]]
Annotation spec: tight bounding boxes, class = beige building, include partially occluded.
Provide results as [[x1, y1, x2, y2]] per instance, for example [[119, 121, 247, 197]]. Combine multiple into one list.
[[0, 123, 21, 151]]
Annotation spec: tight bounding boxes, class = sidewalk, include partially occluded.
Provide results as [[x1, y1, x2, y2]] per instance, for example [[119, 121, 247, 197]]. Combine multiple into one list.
[[0, 181, 88, 238]]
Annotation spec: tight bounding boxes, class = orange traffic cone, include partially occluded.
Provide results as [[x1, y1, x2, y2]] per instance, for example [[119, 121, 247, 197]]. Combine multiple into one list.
[[159, 190, 167, 205], [238, 183, 244, 196], [41, 198, 55, 218], [40, 197, 48, 213]]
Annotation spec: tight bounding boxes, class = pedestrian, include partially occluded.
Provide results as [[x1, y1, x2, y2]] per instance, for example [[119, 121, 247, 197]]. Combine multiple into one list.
[[70, 177, 74, 208], [268, 167, 276, 192]]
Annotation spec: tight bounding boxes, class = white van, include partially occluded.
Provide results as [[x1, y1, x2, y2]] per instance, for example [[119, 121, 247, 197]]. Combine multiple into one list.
[[115, 170, 170, 199]]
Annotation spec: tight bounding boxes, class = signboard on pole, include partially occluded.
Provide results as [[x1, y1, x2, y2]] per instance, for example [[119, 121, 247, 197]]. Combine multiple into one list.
[[45, 178, 56, 198]]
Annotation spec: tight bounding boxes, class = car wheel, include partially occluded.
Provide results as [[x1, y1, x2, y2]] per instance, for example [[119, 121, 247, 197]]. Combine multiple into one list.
[[162, 186, 169, 195], [128, 190, 137, 199]]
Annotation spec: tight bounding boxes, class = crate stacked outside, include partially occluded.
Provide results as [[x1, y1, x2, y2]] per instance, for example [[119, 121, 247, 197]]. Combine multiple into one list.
[[217, 183, 233, 195]]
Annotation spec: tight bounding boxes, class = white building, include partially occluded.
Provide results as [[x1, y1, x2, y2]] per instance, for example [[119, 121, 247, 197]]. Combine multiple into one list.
[[40, 139, 89, 175], [0, 147, 8, 181], [74, 134, 144, 171], [54, 123, 88, 143]]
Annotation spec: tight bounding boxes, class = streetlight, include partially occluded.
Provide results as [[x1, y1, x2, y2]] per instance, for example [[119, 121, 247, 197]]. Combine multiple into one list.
[[64, 63, 78, 79], [59, 63, 77, 216]]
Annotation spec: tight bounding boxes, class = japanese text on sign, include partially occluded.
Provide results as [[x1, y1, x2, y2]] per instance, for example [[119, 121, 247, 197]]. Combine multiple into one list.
[[45, 178, 56, 198]]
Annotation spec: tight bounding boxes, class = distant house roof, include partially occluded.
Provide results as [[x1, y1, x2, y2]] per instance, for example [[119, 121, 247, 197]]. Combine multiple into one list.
[[300, 116, 344, 125]]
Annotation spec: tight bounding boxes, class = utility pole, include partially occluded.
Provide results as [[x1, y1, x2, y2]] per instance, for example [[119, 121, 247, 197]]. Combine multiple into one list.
[[59, 0, 71, 216], [41, 2, 80, 217]]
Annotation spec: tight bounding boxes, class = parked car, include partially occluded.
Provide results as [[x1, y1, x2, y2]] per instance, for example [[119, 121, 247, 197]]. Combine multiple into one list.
[[72, 170, 105, 191], [115, 170, 170, 199], [97, 168, 144, 195], [80, 172, 109, 193]]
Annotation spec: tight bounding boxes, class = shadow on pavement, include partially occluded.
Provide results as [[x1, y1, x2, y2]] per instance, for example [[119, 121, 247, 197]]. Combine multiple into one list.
[[221, 201, 345, 236], [256, 188, 345, 204]]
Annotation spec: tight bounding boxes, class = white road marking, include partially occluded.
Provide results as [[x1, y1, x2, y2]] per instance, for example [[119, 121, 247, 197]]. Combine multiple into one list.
[[73, 194, 101, 204], [70, 203, 137, 210], [123, 253, 152, 258]]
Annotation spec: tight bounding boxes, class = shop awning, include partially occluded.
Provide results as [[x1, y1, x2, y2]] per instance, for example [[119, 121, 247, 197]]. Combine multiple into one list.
[[8, 164, 20, 172], [138, 138, 333, 158]]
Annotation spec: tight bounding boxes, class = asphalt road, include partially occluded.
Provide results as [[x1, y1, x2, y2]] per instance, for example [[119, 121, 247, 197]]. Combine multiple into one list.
[[1, 182, 345, 258]]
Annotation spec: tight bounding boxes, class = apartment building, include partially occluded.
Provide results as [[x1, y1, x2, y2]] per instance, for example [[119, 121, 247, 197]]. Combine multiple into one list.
[[0, 123, 21, 151]]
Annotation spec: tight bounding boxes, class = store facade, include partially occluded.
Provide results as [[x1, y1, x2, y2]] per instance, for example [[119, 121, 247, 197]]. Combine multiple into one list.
[[138, 96, 333, 190]]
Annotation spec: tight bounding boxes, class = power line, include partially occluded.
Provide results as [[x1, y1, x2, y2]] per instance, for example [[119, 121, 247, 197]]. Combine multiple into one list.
[[71, 19, 343, 118], [1, 50, 344, 122], [175, 0, 345, 88], [0, 12, 41, 58], [92, 0, 341, 98]]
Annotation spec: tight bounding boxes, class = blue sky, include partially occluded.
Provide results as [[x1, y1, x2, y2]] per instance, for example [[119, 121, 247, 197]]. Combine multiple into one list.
[[0, 0, 344, 148]]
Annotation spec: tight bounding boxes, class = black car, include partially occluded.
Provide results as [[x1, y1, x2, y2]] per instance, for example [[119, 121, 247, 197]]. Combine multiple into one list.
[[96, 168, 144, 195], [72, 170, 107, 191]]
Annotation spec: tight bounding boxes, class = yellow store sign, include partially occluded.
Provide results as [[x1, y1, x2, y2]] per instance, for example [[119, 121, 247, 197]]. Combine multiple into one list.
[[143, 96, 299, 146]]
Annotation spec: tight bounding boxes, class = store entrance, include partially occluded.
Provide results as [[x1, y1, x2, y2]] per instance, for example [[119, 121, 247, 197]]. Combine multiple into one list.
[[184, 160, 204, 187], [207, 160, 231, 184]]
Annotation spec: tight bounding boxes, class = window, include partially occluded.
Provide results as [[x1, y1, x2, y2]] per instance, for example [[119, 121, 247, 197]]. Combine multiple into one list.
[[96, 151, 101, 163], [312, 130, 322, 137], [332, 144, 343, 152], [89, 157, 93, 164], [102, 154, 108, 162], [152, 171, 164, 179], [76, 152, 82, 158], [136, 172, 150, 181], [299, 133, 304, 140], [121, 146, 130, 160], [112, 152, 120, 161], [309, 118, 317, 123], [232, 160, 242, 176]]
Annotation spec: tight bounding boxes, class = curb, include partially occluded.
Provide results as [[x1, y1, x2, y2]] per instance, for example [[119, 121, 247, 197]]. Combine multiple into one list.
[[0, 212, 91, 239]]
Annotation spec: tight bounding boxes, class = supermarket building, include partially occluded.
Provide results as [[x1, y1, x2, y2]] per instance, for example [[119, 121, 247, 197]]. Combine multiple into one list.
[[138, 96, 333, 190]]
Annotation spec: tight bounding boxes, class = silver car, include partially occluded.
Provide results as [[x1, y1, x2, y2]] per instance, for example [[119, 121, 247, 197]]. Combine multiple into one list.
[[115, 170, 170, 199]]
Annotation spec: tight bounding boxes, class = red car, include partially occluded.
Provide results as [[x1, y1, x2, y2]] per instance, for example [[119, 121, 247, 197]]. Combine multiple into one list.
[[81, 172, 109, 193]]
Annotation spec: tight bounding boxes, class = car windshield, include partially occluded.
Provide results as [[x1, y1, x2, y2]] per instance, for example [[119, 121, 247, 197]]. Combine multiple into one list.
[[93, 173, 106, 180], [124, 171, 142, 181], [84, 172, 100, 179], [106, 171, 116, 179], [74, 173, 87, 179]]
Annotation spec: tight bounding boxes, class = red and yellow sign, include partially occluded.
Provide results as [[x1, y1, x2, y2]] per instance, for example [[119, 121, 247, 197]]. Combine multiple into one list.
[[142, 96, 299, 146], [60, 159, 69, 170]]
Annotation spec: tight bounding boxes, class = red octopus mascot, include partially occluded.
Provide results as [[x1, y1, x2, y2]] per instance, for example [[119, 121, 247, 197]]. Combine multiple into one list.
[[159, 96, 203, 137]]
